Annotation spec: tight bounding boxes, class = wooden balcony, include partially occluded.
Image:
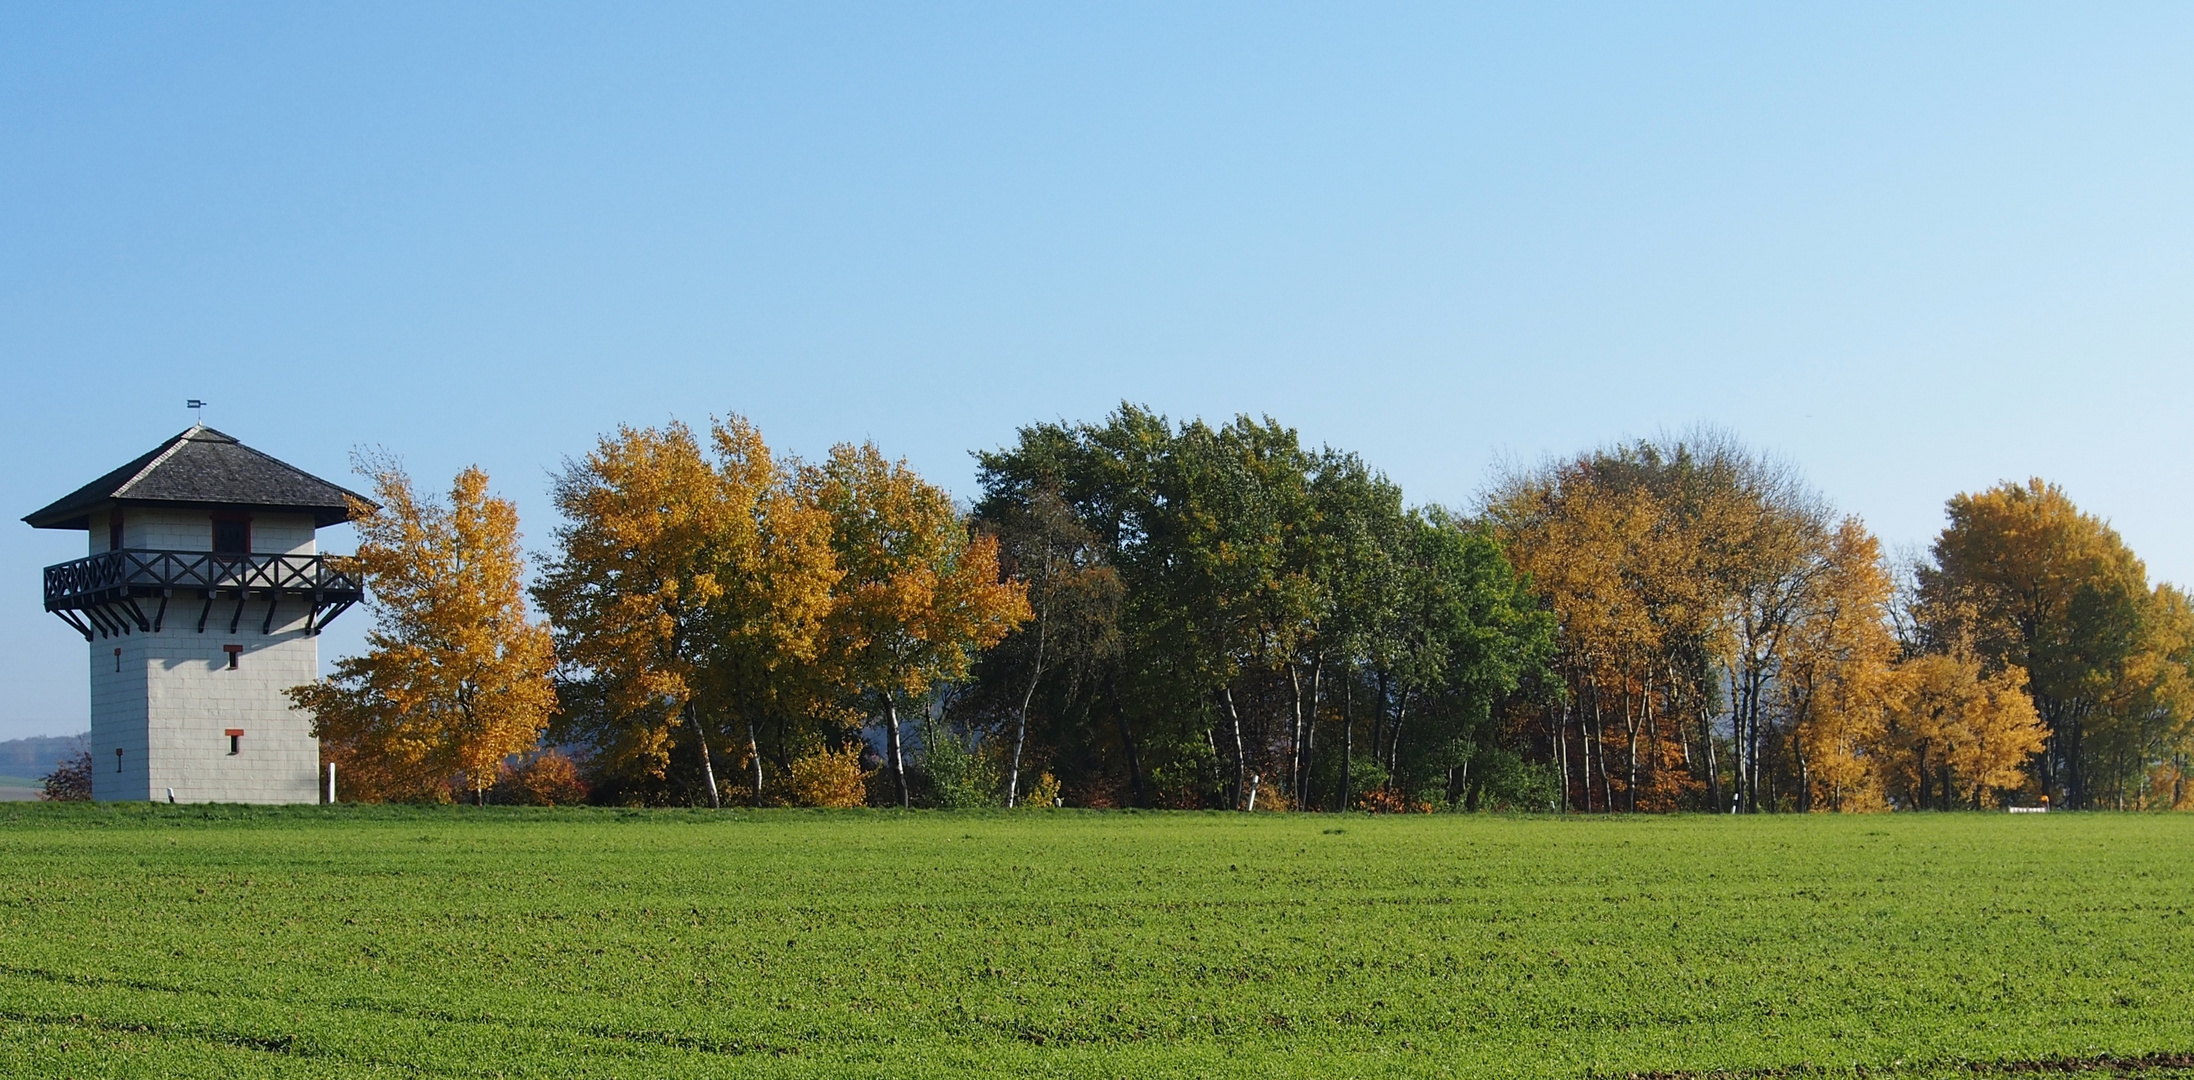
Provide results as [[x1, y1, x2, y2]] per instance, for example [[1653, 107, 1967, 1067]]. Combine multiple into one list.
[[42, 549, 365, 641]]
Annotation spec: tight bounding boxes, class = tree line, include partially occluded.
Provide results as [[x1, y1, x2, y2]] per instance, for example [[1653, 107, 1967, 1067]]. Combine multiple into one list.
[[286, 407, 2194, 812]]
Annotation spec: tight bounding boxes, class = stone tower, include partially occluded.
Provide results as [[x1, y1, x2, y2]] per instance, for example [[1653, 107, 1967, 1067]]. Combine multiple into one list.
[[25, 426, 368, 803]]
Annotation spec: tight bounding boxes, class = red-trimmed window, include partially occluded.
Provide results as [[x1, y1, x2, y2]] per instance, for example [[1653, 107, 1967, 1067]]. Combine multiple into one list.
[[226, 729, 244, 755]]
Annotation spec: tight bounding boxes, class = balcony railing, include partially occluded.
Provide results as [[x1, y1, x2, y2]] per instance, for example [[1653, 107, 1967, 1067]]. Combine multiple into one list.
[[42, 549, 364, 641]]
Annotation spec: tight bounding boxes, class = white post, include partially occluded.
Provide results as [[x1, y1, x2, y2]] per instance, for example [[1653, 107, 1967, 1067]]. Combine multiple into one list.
[[325, 762, 336, 804]]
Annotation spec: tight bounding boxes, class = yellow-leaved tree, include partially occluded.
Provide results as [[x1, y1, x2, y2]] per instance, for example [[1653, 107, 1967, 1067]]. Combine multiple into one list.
[[1880, 647, 2046, 809], [289, 458, 558, 803], [700, 418, 842, 804], [2090, 582, 2194, 809], [1918, 479, 2149, 807], [809, 442, 1029, 807], [1782, 518, 1900, 812]]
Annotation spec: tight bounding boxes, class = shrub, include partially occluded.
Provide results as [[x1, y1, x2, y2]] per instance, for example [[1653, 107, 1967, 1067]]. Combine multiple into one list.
[[922, 733, 1000, 809], [1470, 755, 1562, 812], [39, 749, 92, 802], [1015, 771, 1061, 808], [1353, 786, 1434, 814], [496, 749, 590, 806], [783, 745, 869, 808]]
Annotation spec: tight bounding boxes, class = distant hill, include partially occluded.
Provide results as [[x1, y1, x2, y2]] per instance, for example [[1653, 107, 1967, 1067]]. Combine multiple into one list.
[[0, 734, 88, 780]]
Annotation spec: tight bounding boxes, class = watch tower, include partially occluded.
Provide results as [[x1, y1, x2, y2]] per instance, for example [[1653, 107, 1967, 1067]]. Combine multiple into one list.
[[24, 426, 369, 803]]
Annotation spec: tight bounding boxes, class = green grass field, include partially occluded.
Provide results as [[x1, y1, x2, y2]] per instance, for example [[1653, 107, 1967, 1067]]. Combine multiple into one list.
[[0, 807, 2190, 1078]]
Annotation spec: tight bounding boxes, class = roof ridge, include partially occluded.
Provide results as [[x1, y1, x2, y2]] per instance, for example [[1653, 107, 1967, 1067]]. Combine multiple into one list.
[[108, 429, 199, 500]]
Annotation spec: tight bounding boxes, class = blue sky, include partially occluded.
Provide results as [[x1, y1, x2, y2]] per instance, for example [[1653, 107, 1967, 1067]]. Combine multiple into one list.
[[4, 3, 2192, 739]]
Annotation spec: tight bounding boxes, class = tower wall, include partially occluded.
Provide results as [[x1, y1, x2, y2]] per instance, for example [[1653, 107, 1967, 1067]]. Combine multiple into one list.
[[87, 510, 324, 804], [109, 509, 317, 556]]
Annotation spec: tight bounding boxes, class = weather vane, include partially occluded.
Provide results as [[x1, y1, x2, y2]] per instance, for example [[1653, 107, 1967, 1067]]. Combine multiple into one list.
[[187, 399, 207, 424]]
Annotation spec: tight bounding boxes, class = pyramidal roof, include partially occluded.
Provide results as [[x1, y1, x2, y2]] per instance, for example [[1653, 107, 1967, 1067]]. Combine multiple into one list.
[[23, 426, 371, 530]]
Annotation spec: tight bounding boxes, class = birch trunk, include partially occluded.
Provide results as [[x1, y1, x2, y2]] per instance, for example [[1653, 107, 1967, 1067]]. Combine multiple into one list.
[[1222, 685, 1248, 810], [746, 716, 764, 808], [884, 694, 909, 809], [687, 702, 722, 809]]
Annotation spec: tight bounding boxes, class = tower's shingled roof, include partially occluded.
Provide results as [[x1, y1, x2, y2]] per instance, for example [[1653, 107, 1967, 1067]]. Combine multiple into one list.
[[23, 426, 370, 530]]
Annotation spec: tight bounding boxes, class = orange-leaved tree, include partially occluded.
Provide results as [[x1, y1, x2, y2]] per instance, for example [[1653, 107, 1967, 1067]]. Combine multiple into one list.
[[290, 458, 558, 803], [809, 442, 1029, 807], [534, 418, 839, 807]]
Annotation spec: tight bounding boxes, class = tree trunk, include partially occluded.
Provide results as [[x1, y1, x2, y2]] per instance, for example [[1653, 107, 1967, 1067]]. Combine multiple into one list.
[[1339, 668, 1354, 812], [1597, 695, 1612, 812], [884, 694, 909, 809], [1625, 688, 1640, 814], [1747, 668, 1766, 812], [746, 716, 765, 808], [1007, 608, 1048, 809], [1222, 684, 1248, 810], [687, 702, 722, 810], [1793, 727, 1809, 813], [1372, 670, 1391, 773], [1736, 666, 1755, 813], [1557, 698, 1571, 813], [1299, 661, 1322, 809], [1387, 689, 1410, 784], [1702, 699, 1722, 813], [1287, 663, 1305, 806]]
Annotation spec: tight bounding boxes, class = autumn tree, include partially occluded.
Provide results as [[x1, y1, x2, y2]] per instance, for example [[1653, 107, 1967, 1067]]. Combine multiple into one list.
[[1782, 519, 1899, 811], [534, 418, 838, 807], [1488, 444, 1719, 812], [1878, 648, 2045, 809], [2083, 583, 2194, 808], [1918, 479, 2153, 807], [1488, 434, 1901, 813], [291, 458, 557, 803], [809, 441, 1028, 807], [698, 419, 842, 804]]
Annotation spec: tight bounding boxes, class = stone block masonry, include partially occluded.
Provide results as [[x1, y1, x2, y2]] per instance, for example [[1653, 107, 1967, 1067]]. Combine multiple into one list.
[[90, 609, 321, 804]]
